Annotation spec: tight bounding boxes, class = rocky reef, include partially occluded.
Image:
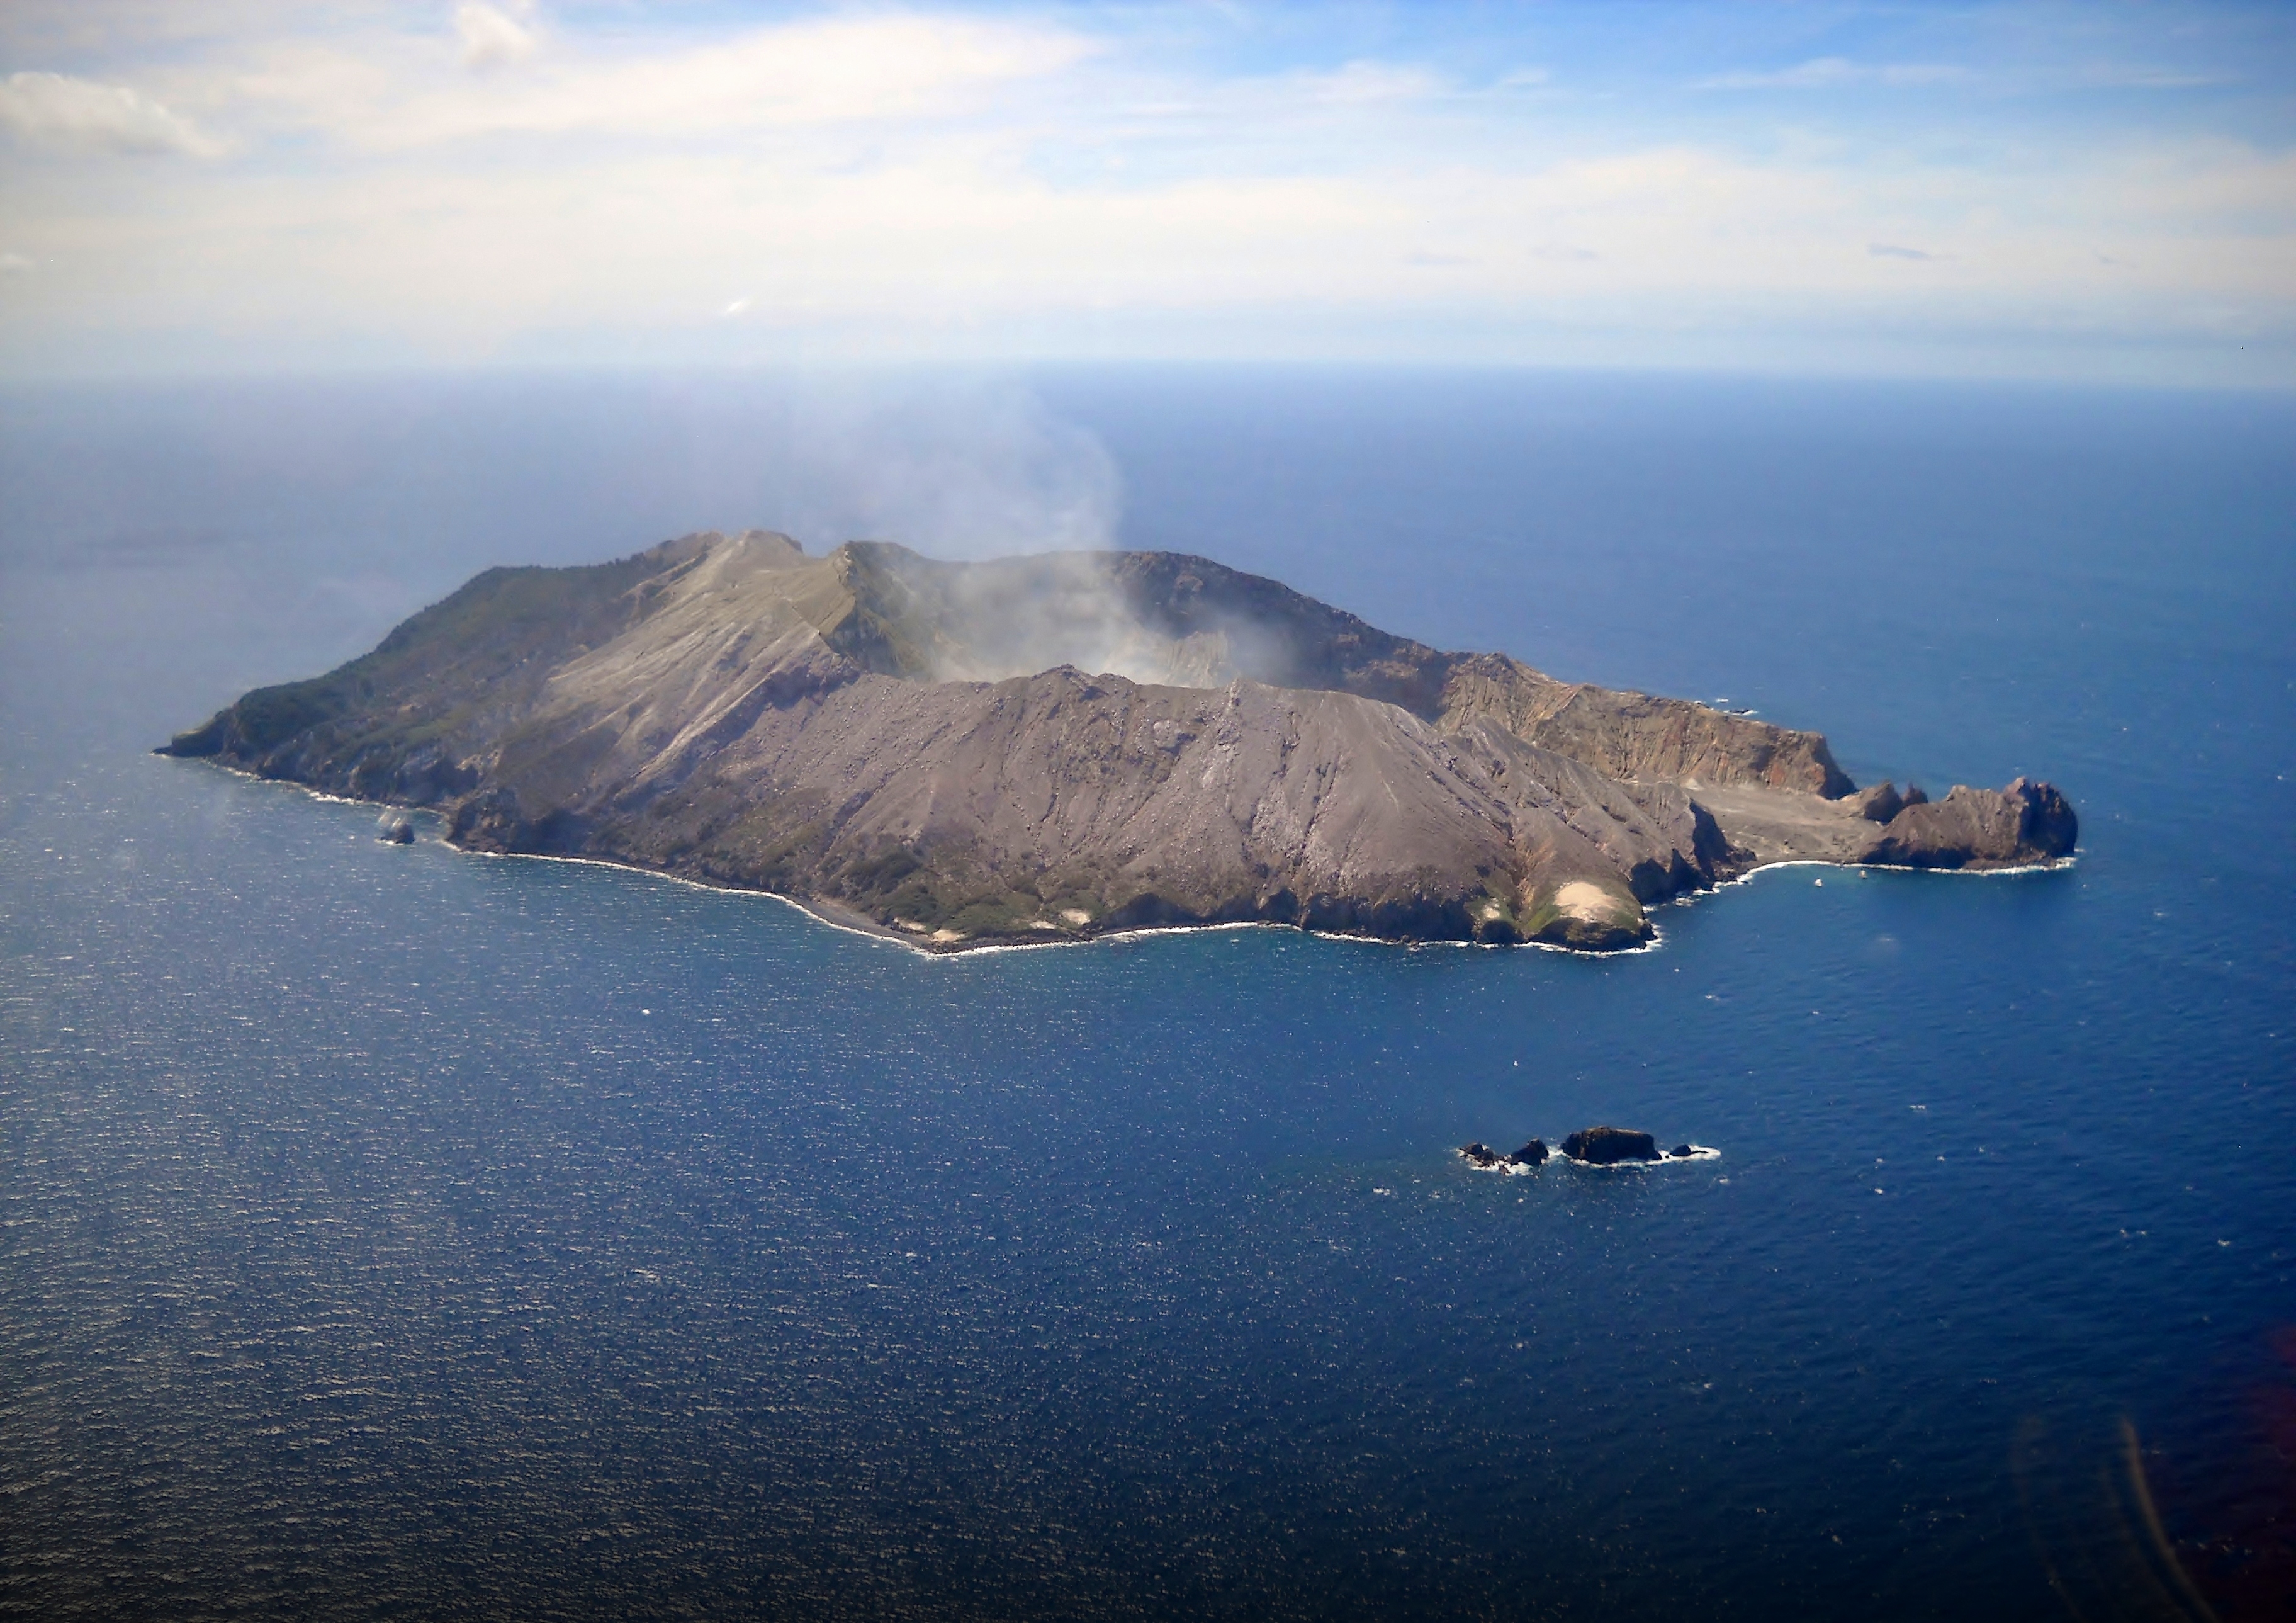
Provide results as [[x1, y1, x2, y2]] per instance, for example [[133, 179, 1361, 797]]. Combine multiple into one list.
[[1460, 1129, 1711, 1172], [1561, 1127, 1660, 1165], [160, 529, 2077, 954]]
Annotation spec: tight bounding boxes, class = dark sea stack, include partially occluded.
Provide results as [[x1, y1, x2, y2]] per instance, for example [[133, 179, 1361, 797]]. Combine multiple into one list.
[[159, 530, 2076, 953], [378, 818, 414, 844], [1562, 1127, 1660, 1165], [1510, 1139, 1550, 1167], [1670, 1144, 1695, 1159], [1460, 1142, 1504, 1168], [2010, 776, 2079, 856]]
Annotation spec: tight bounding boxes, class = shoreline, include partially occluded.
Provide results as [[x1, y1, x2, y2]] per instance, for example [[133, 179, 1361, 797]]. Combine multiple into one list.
[[157, 753, 2071, 965]]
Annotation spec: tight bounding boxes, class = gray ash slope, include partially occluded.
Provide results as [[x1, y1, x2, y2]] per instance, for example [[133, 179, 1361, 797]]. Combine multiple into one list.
[[162, 530, 2076, 952]]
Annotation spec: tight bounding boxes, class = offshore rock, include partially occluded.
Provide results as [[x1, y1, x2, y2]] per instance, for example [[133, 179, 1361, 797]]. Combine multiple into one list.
[[1857, 777, 2078, 869], [158, 531, 2076, 953], [1510, 1139, 1550, 1167], [1460, 1142, 1505, 1168], [1562, 1127, 1661, 1165]]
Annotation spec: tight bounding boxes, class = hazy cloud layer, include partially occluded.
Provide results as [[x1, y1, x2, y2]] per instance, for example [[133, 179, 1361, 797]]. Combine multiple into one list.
[[0, 69, 222, 156], [455, 2, 537, 73], [192, 11, 1098, 150], [0, 1, 2291, 383], [1700, 58, 1967, 91]]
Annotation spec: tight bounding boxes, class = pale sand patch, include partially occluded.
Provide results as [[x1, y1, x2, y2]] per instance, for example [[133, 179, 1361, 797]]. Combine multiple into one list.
[[929, 928, 965, 945], [1685, 783, 1872, 866], [1552, 881, 1633, 920], [1061, 908, 1092, 925]]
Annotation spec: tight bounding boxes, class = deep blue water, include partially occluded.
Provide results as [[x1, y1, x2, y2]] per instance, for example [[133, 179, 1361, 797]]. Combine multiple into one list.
[[1, 368, 2291, 1620]]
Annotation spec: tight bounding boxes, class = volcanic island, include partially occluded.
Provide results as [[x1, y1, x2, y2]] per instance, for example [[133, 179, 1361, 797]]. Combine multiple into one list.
[[160, 530, 2076, 953]]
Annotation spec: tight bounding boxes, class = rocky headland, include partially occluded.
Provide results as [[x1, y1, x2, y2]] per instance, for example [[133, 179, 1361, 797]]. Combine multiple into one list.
[[160, 529, 2077, 953]]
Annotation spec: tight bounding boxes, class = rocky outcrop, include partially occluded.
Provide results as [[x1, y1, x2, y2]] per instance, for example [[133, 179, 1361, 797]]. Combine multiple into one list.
[[1561, 1127, 1661, 1165], [1459, 1138, 1556, 1172], [1851, 782, 1903, 823], [1463, 1133, 1706, 1169], [160, 531, 2074, 953], [1857, 777, 2078, 869], [1689, 774, 2074, 874]]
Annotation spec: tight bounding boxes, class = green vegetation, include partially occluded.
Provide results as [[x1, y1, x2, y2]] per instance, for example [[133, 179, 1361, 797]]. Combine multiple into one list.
[[220, 676, 353, 753], [839, 846, 923, 895]]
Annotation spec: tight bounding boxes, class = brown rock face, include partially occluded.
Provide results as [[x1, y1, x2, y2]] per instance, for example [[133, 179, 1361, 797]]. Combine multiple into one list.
[[158, 531, 2075, 952], [1852, 781, 1905, 823], [1857, 777, 2079, 869]]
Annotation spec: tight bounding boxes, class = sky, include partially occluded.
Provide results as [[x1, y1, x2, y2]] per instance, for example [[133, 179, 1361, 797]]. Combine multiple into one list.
[[0, 1, 2291, 385]]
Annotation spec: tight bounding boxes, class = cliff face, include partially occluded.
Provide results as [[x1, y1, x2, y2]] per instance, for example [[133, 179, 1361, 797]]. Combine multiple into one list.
[[160, 531, 2076, 953]]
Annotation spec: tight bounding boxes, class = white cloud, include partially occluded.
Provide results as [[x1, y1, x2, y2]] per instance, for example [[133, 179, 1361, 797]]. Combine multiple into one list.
[[211, 13, 1098, 150], [2079, 66, 2229, 90], [1298, 60, 1444, 105], [20, 130, 2290, 370], [0, 252, 31, 275], [0, 8, 2288, 383], [1702, 58, 1968, 91], [0, 70, 223, 156], [456, 2, 539, 72]]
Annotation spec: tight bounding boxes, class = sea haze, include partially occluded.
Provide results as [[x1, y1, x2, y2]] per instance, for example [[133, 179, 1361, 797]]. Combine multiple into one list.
[[1, 368, 2290, 1620]]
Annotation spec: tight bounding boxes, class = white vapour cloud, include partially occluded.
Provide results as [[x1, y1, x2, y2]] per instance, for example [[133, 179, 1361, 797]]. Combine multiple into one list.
[[785, 378, 1123, 562], [698, 376, 1120, 565], [0, 71, 222, 156], [456, 2, 539, 72], [0, 252, 31, 276]]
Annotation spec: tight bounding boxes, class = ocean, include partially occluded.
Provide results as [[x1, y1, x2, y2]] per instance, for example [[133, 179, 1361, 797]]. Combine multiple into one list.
[[1, 367, 2290, 1619]]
